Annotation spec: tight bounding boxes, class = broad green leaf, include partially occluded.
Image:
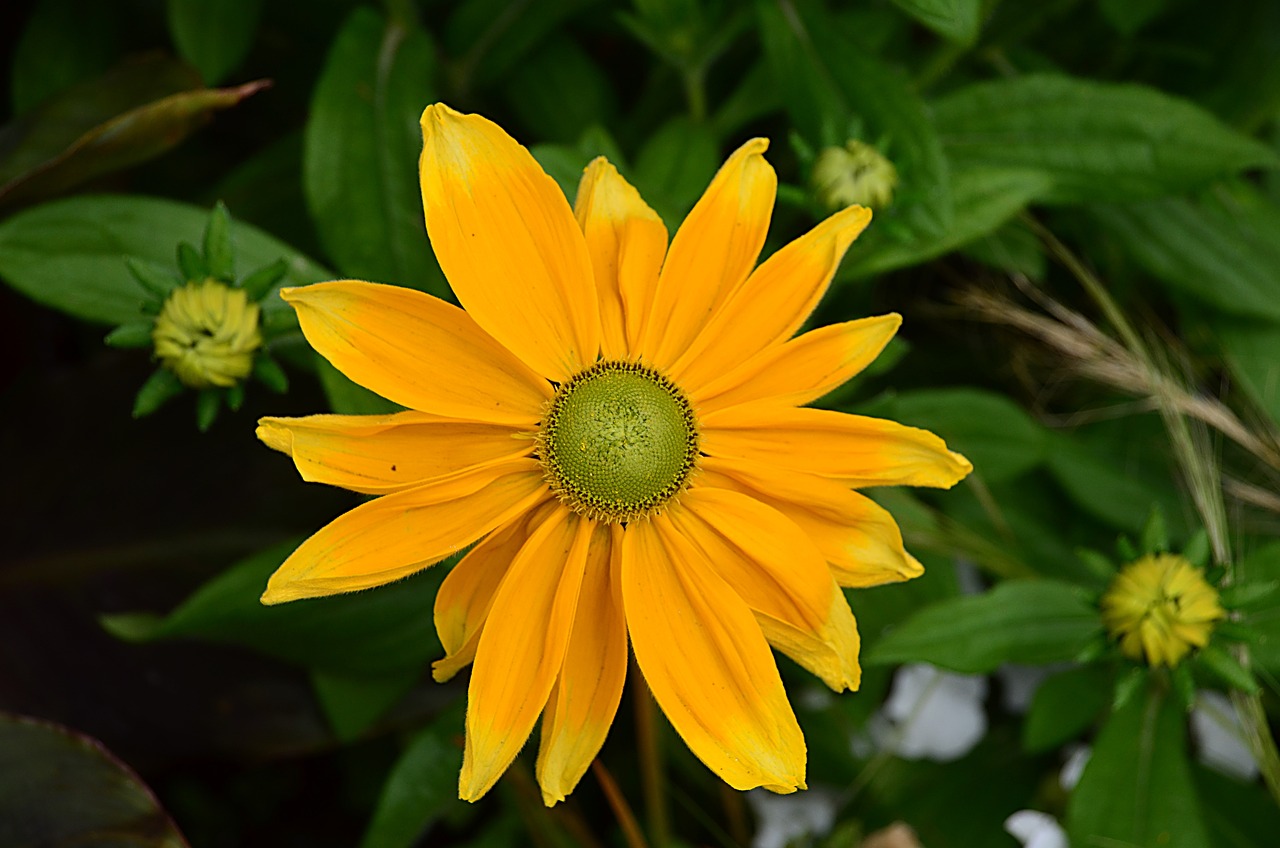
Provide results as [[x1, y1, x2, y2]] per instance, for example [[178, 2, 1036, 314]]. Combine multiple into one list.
[[1194, 765, 1280, 848], [167, 0, 263, 84], [631, 117, 719, 227], [359, 708, 467, 848], [1214, 317, 1280, 428], [889, 0, 982, 44], [1068, 681, 1210, 847], [10, 0, 119, 115], [757, 0, 952, 236], [1094, 197, 1280, 322], [304, 8, 448, 297], [503, 36, 616, 143], [1233, 543, 1280, 675], [865, 580, 1101, 673], [312, 668, 420, 743], [1022, 664, 1111, 751], [844, 167, 1049, 278], [934, 75, 1278, 203], [0, 194, 329, 325], [1, 55, 264, 212], [870, 387, 1048, 483], [0, 714, 188, 847], [100, 539, 454, 677], [443, 0, 593, 90], [1097, 0, 1167, 35], [531, 145, 593, 201], [317, 356, 401, 415]]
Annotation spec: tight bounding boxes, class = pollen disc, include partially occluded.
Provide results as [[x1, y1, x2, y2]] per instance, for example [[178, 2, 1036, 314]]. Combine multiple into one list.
[[539, 361, 699, 523]]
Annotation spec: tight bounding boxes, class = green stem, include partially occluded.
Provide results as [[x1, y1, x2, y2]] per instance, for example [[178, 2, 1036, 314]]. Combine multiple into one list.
[[683, 65, 707, 123], [593, 760, 650, 848], [633, 664, 671, 848]]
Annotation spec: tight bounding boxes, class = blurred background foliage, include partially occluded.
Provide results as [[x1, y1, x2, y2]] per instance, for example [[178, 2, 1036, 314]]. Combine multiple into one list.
[[3, 0, 1280, 846]]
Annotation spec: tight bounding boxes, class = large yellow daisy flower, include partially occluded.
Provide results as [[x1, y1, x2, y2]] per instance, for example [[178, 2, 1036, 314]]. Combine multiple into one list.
[[257, 104, 972, 806]]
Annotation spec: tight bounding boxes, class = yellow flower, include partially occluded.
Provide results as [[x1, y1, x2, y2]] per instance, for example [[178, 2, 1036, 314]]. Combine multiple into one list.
[[257, 104, 972, 805], [153, 279, 262, 388], [1100, 553, 1224, 668]]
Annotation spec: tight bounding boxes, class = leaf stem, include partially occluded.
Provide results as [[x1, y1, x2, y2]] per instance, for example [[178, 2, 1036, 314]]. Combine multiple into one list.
[[592, 760, 650, 848], [633, 663, 671, 848]]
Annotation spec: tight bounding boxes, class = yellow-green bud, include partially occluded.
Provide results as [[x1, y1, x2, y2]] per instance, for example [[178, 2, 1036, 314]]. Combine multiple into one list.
[[811, 140, 898, 211], [152, 279, 262, 389], [1100, 553, 1224, 667]]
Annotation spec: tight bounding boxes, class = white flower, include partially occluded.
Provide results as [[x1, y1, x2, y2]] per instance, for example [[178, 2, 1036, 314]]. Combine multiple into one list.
[[747, 787, 838, 848], [871, 663, 988, 761], [1060, 744, 1090, 790], [1191, 690, 1258, 781], [1004, 810, 1067, 848]]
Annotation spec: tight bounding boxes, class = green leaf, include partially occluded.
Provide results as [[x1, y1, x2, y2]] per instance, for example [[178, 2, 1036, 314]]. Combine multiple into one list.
[[195, 389, 221, 431], [934, 75, 1279, 203], [443, 0, 591, 90], [1067, 680, 1211, 848], [1214, 317, 1280, 428], [105, 322, 153, 349], [863, 388, 1047, 483], [502, 36, 615, 143], [0, 714, 187, 848], [177, 242, 208, 280], [1197, 645, 1260, 695], [0, 55, 267, 212], [631, 117, 720, 227], [253, 353, 289, 394], [1194, 764, 1280, 848], [240, 258, 289, 301], [1023, 664, 1111, 751], [10, 0, 119, 116], [316, 356, 400, 415], [359, 708, 467, 848], [100, 539, 452, 677], [757, 0, 952, 236], [0, 194, 329, 325], [312, 668, 420, 743], [1094, 197, 1280, 322], [889, 0, 982, 44], [865, 579, 1102, 673], [167, 0, 263, 85], [844, 167, 1049, 278], [1097, 0, 1167, 35], [203, 201, 235, 281], [125, 257, 181, 298], [132, 369, 183, 418], [304, 8, 448, 297]]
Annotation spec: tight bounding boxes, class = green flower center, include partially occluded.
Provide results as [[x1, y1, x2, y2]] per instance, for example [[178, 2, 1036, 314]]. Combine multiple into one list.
[[539, 361, 699, 523]]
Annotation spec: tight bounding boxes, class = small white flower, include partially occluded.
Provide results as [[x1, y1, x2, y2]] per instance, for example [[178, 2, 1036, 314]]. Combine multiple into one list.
[[872, 663, 988, 761], [997, 663, 1069, 714], [1060, 745, 1090, 790], [1191, 690, 1258, 781], [1004, 810, 1067, 848], [747, 787, 838, 848]]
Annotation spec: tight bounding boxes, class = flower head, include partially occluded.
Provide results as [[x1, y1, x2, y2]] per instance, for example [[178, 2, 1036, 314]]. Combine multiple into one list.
[[258, 104, 971, 805], [811, 140, 898, 211], [1100, 553, 1224, 667], [153, 279, 262, 388]]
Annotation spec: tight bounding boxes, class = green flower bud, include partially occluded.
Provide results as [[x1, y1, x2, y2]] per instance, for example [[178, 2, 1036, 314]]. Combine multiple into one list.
[[152, 279, 262, 389], [811, 140, 898, 211]]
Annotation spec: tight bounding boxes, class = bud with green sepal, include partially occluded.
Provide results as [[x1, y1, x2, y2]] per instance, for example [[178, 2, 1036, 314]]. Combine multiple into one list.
[[105, 201, 292, 430], [810, 138, 899, 212]]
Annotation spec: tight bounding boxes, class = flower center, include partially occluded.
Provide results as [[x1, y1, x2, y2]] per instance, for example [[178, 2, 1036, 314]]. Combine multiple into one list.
[[538, 361, 699, 523], [1099, 553, 1224, 667], [153, 279, 262, 389]]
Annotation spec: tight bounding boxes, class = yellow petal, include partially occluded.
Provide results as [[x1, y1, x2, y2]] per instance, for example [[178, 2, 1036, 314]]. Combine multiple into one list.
[[420, 104, 600, 380], [671, 206, 872, 392], [621, 517, 806, 792], [260, 459, 546, 605], [574, 158, 669, 359], [701, 405, 973, 489], [460, 509, 594, 801], [283, 281, 550, 425], [667, 489, 861, 691], [537, 523, 628, 806], [257, 412, 532, 495], [694, 314, 901, 413], [700, 457, 924, 588], [638, 139, 776, 368], [432, 510, 541, 683]]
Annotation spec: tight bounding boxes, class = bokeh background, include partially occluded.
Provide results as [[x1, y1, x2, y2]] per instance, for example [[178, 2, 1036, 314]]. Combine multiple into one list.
[[3, 1, 1280, 847]]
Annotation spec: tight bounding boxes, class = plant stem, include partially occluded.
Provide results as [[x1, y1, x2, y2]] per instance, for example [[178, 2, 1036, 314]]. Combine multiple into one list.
[[633, 663, 671, 848], [593, 760, 650, 848]]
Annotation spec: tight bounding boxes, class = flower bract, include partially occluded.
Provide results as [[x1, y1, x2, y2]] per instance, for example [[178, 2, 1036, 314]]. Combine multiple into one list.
[[1100, 553, 1224, 667], [258, 103, 972, 805]]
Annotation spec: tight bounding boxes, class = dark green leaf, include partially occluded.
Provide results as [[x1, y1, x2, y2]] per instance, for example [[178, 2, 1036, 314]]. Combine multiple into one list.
[[10, 0, 119, 115], [132, 368, 183, 418], [304, 8, 447, 297], [1214, 317, 1280, 428], [125, 257, 181, 298], [1197, 645, 1259, 694], [240, 258, 290, 301], [503, 36, 615, 143], [1022, 664, 1111, 751], [1140, 507, 1169, 554], [1097, 0, 1167, 35], [196, 389, 221, 431], [104, 322, 153, 349], [866, 579, 1102, 673], [1067, 681, 1210, 848], [443, 0, 592, 90], [0, 56, 267, 212], [935, 75, 1278, 203], [359, 708, 467, 848], [0, 195, 329, 325], [100, 539, 451, 677], [167, 0, 263, 85], [1194, 764, 1280, 848], [317, 356, 400, 415], [203, 201, 235, 281], [889, 0, 982, 43], [867, 387, 1048, 483], [312, 668, 420, 743], [177, 242, 208, 280], [0, 714, 188, 848], [1095, 197, 1280, 322], [631, 117, 719, 227], [253, 353, 289, 393], [1046, 427, 1183, 537], [226, 381, 245, 412]]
